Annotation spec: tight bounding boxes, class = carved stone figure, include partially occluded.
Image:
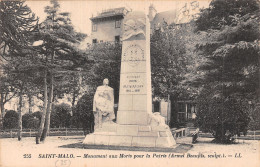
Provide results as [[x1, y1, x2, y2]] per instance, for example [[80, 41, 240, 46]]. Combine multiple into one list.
[[93, 78, 115, 130], [122, 12, 146, 41], [148, 112, 167, 127]]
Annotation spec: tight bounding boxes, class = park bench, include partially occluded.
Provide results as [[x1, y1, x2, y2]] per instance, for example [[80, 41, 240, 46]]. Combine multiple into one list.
[[192, 128, 199, 143], [171, 128, 187, 139]]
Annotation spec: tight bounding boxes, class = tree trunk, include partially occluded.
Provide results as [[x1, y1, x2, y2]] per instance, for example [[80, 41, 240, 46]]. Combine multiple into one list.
[[17, 91, 23, 141], [41, 52, 54, 142], [257, 53, 260, 105], [40, 84, 53, 142], [71, 90, 76, 116], [214, 125, 227, 143], [36, 69, 48, 144], [28, 94, 32, 114], [0, 93, 5, 128]]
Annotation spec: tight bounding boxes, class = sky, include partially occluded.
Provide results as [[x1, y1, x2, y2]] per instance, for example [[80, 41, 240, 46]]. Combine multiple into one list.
[[26, 0, 210, 36]]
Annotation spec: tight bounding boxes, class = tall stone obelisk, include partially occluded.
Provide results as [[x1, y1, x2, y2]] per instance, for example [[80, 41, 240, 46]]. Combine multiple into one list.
[[83, 11, 176, 148], [117, 11, 152, 125]]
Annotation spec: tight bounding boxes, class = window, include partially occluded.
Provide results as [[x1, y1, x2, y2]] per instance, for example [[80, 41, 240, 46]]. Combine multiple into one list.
[[115, 36, 120, 43], [92, 23, 97, 32], [92, 39, 97, 44], [115, 20, 121, 28], [177, 103, 186, 122]]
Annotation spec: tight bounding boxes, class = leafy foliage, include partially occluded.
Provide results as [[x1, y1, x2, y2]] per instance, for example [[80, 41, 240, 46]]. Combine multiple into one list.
[[22, 113, 40, 129], [3, 110, 18, 129], [150, 22, 202, 102], [0, 0, 38, 57], [0, 0, 39, 122], [33, 0, 87, 143], [85, 43, 122, 103], [193, 0, 260, 143], [151, 24, 186, 99], [73, 92, 95, 135], [196, 88, 250, 142], [0, 0, 39, 140], [50, 103, 72, 128], [195, 0, 259, 31]]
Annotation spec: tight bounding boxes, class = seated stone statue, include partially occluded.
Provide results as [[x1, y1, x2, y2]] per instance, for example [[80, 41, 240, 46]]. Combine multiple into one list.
[[93, 78, 115, 130]]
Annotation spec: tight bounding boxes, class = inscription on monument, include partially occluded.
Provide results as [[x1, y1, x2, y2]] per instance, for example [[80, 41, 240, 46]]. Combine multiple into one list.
[[120, 73, 146, 94]]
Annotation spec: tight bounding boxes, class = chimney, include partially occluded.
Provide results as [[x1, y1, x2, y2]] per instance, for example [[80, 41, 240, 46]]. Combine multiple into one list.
[[148, 4, 157, 22]]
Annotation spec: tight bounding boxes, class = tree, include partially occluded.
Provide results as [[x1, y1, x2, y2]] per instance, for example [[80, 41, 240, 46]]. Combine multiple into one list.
[[1, 54, 42, 140], [53, 67, 89, 113], [34, 0, 86, 143], [196, 87, 250, 143], [150, 21, 203, 128], [0, 0, 38, 130], [193, 0, 260, 143], [195, 0, 259, 31], [0, 0, 38, 56], [150, 22, 200, 101]]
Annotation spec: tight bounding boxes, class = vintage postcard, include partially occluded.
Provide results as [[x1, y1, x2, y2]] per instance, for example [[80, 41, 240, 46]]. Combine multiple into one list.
[[0, 0, 259, 167]]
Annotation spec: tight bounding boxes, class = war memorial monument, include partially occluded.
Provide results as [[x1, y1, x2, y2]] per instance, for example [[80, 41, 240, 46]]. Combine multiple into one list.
[[83, 11, 176, 148]]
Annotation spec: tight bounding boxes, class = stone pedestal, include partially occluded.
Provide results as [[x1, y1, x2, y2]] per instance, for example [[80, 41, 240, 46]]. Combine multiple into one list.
[[83, 11, 176, 148], [83, 122, 176, 148]]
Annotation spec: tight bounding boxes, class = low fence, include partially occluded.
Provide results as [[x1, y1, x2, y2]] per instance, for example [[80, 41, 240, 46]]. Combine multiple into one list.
[[0, 128, 86, 138], [1, 127, 260, 140]]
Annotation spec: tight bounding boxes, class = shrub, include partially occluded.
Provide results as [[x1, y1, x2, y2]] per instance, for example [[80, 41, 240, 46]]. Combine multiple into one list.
[[50, 103, 72, 128], [32, 111, 42, 127], [74, 92, 95, 135], [3, 110, 18, 129], [22, 113, 40, 129]]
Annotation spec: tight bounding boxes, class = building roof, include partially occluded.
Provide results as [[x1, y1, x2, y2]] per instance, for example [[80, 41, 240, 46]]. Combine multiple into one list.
[[151, 2, 200, 29], [90, 7, 130, 22]]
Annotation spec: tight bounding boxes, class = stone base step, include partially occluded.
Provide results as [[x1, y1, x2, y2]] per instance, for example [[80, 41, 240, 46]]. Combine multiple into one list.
[[83, 123, 176, 148]]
